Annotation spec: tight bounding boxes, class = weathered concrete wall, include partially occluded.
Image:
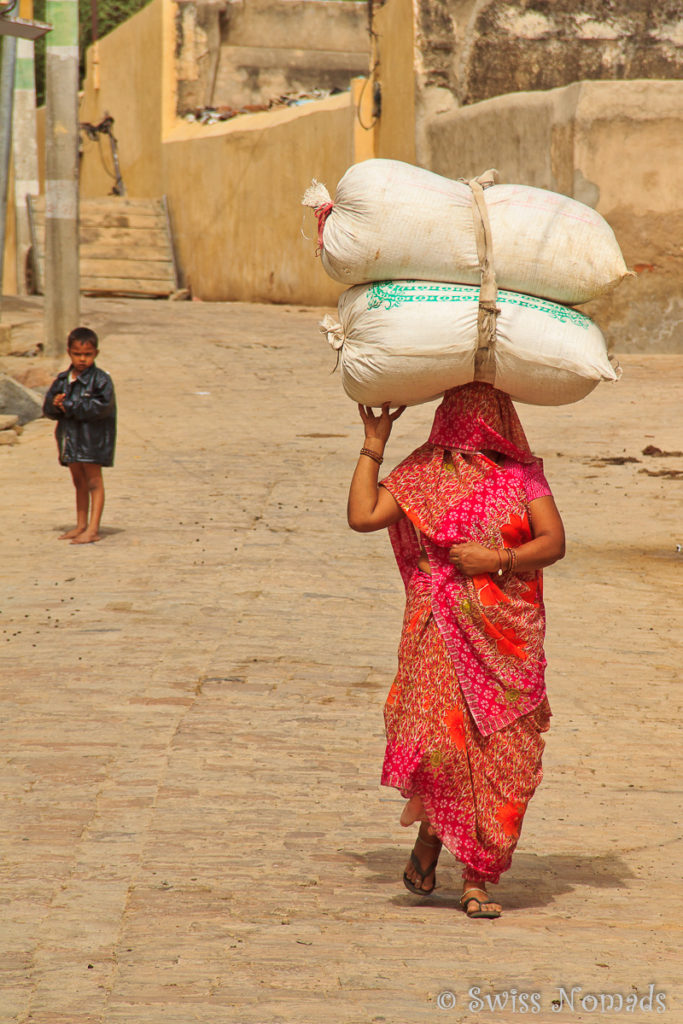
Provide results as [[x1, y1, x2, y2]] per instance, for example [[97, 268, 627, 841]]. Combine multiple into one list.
[[177, 0, 370, 114], [76, 0, 353, 304], [427, 80, 683, 352]]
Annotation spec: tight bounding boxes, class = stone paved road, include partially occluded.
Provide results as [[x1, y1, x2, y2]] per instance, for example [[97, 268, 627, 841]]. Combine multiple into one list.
[[1, 297, 681, 1024]]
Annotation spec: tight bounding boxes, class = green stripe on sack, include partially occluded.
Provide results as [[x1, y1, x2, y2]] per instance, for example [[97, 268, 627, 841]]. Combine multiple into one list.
[[497, 291, 590, 328], [366, 280, 590, 329]]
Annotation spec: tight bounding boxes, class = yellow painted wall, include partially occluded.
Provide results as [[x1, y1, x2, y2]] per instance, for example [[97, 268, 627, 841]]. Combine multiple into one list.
[[5, 0, 413, 303], [351, 76, 377, 163], [372, 0, 415, 164], [162, 98, 355, 303], [2, 163, 18, 295], [79, 0, 164, 198], [76, 0, 357, 304]]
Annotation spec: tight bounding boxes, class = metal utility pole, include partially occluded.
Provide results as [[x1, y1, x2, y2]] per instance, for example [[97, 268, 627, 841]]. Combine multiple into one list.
[[44, 0, 79, 355], [12, 0, 40, 294]]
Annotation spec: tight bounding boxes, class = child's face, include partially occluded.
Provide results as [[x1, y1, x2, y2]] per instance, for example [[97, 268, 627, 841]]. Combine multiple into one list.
[[68, 340, 98, 376]]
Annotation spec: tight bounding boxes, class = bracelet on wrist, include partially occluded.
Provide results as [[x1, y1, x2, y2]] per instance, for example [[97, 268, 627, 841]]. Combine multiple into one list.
[[360, 446, 383, 465], [496, 547, 518, 576]]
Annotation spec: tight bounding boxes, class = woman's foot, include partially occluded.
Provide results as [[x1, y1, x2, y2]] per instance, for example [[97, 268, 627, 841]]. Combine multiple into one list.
[[460, 885, 502, 919], [400, 794, 431, 827], [403, 824, 442, 895]]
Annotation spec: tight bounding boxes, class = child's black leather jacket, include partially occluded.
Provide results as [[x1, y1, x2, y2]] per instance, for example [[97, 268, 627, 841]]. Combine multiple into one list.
[[43, 364, 117, 466]]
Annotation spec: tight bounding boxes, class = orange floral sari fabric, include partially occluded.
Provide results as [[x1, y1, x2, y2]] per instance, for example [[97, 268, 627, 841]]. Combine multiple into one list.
[[380, 383, 553, 881]]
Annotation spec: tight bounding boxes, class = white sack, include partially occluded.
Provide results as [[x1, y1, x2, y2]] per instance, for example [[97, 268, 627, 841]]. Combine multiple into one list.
[[305, 159, 629, 305], [322, 281, 620, 408]]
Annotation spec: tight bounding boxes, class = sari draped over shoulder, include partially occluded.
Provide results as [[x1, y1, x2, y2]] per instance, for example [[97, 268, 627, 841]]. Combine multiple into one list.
[[379, 383, 553, 883]]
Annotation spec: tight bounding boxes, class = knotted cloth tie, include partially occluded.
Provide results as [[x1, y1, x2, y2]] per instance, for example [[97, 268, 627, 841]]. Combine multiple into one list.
[[302, 180, 334, 254]]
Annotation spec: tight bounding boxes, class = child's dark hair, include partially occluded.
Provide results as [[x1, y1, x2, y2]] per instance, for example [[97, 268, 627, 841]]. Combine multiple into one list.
[[68, 326, 99, 349]]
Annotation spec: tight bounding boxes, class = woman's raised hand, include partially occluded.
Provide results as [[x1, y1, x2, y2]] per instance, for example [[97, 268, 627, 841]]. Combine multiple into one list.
[[349, 403, 406, 532], [358, 403, 406, 445]]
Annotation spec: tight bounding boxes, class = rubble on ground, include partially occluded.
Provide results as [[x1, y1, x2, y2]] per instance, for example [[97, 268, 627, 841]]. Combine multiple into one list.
[[0, 414, 22, 447], [182, 87, 346, 125], [0, 374, 44, 425]]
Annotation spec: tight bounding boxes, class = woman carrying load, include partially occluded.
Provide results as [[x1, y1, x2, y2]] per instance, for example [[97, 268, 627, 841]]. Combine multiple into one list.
[[347, 382, 565, 919]]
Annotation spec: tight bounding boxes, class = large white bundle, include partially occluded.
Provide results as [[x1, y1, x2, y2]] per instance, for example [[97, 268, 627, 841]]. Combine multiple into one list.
[[321, 281, 620, 407], [304, 159, 629, 305]]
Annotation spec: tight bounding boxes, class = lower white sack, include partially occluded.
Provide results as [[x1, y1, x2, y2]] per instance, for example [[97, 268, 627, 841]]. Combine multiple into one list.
[[321, 281, 619, 407]]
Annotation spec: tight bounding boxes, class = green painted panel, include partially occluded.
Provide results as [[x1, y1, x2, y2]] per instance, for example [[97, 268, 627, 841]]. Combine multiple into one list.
[[15, 58, 36, 91], [45, 0, 78, 48]]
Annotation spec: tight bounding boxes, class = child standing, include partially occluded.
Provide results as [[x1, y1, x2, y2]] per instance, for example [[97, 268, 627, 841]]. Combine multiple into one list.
[[43, 327, 117, 544]]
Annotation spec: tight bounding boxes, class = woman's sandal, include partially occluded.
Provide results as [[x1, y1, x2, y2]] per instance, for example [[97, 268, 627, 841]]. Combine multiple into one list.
[[403, 834, 442, 896], [460, 887, 501, 919]]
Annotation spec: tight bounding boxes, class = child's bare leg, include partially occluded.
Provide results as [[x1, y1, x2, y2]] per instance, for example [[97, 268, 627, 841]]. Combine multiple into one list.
[[71, 464, 104, 544], [59, 464, 89, 539]]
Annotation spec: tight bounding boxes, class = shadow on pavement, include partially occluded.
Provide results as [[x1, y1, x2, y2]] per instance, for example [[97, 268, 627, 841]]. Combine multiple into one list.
[[361, 846, 635, 909]]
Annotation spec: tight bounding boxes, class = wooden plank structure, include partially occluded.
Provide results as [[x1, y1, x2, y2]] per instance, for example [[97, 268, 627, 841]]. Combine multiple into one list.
[[26, 196, 180, 297]]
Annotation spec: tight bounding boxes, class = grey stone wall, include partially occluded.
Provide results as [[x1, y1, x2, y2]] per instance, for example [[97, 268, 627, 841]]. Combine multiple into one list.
[[458, 0, 683, 105], [416, 0, 683, 109]]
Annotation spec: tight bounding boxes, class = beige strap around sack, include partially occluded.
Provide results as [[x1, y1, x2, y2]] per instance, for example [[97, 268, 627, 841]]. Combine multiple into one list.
[[466, 168, 500, 384]]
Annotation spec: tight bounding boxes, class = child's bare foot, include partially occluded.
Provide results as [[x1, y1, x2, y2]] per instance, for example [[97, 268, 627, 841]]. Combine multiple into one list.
[[400, 794, 431, 827], [70, 531, 101, 544], [59, 526, 86, 540]]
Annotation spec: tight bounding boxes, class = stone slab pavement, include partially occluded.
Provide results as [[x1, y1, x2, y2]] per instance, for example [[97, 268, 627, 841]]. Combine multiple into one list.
[[0, 296, 681, 1024]]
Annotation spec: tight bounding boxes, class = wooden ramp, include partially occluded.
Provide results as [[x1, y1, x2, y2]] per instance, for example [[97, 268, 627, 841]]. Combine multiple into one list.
[[26, 196, 180, 298]]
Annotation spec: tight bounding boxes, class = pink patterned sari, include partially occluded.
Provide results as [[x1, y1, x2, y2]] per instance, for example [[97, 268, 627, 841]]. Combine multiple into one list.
[[380, 383, 553, 883]]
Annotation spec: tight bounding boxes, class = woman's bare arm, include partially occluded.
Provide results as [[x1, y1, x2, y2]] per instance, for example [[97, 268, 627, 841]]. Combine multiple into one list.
[[521, 495, 566, 568], [448, 496, 565, 575], [347, 404, 406, 533]]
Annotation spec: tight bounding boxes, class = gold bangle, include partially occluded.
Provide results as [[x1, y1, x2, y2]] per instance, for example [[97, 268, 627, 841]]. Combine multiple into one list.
[[360, 447, 383, 465]]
